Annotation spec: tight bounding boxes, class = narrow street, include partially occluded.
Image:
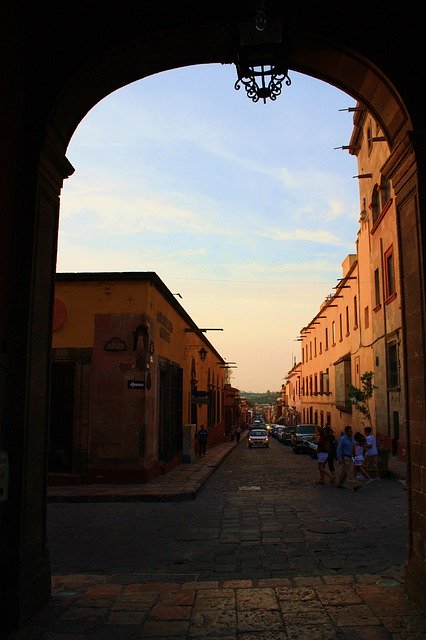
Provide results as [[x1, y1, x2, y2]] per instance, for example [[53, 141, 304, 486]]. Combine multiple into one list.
[[48, 435, 408, 581]]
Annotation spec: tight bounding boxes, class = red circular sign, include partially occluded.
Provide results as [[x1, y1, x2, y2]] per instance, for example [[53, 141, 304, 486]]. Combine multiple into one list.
[[53, 298, 67, 331]]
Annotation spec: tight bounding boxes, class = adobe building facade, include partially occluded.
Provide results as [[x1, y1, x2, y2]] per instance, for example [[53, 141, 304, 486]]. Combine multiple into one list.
[[287, 106, 406, 455], [51, 272, 227, 483]]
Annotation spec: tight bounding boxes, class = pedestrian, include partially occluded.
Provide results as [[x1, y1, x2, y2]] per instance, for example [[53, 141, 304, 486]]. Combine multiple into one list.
[[324, 424, 337, 483], [198, 424, 208, 457], [364, 426, 380, 481], [354, 431, 373, 482], [229, 426, 235, 442], [315, 426, 333, 484], [235, 425, 241, 442], [336, 425, 361, 491]]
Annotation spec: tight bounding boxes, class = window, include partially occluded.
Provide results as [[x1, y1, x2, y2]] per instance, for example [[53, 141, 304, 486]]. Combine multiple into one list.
[[334, 355, 352, 412], [314, 374, 318, 394], [325, 327, 329, 350], [353, 295, 358, 328], [309, 342, 312, 360], [319, 341, 322, 354], [364, 306, 369, 329], [387, 341, 399, 388], [374, 268, 381, 307], [321, 369, 330, 394], [331, 321, 336, 345], [367, 124, 373, 153], [339, 313, 343, 341], [384, 246, 396, 299], [314, 337, 317, 357], [345, 306, 350, 335], [371, 184, 380, 224]]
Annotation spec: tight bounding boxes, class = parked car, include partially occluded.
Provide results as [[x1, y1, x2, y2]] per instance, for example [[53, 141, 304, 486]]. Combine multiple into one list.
[[281, 425, 295, 445], [272, 425, 285, 440], [291, 424, 317, 454], [248, 428, 269, 448]]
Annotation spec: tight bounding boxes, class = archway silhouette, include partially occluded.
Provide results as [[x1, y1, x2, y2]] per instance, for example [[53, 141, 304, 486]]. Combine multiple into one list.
[[1, 7, 425, 630]]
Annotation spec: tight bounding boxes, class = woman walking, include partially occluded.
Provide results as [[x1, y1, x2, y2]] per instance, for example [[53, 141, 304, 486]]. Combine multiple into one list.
[[315, 426, 333, 484], [354, 431, 373, 482], [324, 424, 337, 483]]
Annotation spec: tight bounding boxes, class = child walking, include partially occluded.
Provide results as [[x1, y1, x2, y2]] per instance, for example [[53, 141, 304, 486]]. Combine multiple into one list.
[[354, 431, 373, 483]]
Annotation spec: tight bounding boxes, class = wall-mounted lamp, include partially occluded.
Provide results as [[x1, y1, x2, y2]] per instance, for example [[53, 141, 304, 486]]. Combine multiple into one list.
[[185, 345, 208, 360]]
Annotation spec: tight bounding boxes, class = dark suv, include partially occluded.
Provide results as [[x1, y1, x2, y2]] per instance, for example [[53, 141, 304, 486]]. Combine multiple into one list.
[[291, 424, 317, 454]]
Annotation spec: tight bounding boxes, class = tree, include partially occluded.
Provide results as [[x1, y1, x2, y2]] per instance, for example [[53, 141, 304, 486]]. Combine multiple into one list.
[[348, 371, 376, 428]]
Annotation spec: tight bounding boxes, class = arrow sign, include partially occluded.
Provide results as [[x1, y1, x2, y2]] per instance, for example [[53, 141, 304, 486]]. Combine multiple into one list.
[[128, 380, 145, 389]]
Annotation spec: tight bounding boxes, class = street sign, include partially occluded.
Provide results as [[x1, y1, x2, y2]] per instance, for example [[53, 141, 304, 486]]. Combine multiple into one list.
[[191, 390, 209, 404], [128, 380, 145, 389], [192, 390, 208, 398]]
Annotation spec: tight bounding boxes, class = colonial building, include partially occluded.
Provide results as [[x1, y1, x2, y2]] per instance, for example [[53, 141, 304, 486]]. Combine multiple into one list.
[[50, 272, 227, 484], [292, 105, 405, 457]]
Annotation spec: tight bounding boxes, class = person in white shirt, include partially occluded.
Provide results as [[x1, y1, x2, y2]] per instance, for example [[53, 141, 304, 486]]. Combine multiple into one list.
[[363, 426, 380, 481]]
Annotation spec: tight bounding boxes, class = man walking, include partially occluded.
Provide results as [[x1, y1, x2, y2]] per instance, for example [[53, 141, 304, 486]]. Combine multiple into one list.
[[364, 426, 380, 480], [198, 425, 208, 457], [336, 425, 361, 491]]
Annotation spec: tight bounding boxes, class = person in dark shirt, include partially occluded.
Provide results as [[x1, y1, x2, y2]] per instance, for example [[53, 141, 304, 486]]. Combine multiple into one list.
[[324, 424, 337, 483], [198, 424, 208, 457]]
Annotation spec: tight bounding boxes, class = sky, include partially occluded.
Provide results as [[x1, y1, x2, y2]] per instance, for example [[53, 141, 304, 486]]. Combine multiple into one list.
[[57, 63, 361, 393]]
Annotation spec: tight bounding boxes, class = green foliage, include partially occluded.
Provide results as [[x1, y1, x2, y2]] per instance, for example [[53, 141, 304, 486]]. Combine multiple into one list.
[[348, 371, 376, 427], [241, 391, 280, 405]]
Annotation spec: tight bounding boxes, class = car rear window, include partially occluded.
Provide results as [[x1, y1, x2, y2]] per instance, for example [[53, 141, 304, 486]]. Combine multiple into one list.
[[251, 430, 267, 436], [297, 426, 316, 434]]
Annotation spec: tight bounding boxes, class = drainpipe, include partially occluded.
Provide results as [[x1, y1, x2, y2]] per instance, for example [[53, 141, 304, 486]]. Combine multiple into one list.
[[380, 237, 391, 440]]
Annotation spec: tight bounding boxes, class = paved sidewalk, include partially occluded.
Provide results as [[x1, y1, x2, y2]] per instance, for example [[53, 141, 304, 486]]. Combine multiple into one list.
[[47, 438, 242, 503]]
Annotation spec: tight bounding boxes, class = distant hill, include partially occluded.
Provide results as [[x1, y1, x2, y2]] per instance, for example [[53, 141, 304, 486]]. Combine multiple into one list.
[[240, 391, 281, 405]]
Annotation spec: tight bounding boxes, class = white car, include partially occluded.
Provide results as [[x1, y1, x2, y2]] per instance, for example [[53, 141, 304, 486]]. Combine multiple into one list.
[[248, 428, 269, 448]]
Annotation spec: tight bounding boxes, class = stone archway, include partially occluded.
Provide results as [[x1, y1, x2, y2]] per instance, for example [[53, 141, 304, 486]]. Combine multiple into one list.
[[1, 7, 425, 631]]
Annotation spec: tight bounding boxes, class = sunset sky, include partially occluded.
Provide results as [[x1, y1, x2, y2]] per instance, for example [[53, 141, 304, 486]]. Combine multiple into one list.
[[57, 63, 360, 392]]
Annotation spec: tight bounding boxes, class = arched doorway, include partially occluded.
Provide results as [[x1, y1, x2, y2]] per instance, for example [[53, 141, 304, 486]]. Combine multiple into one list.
[[1, 5, 425, 629]]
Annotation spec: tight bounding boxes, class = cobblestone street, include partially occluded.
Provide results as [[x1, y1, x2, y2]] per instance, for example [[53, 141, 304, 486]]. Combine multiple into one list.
[[4, 436, 425, 639]]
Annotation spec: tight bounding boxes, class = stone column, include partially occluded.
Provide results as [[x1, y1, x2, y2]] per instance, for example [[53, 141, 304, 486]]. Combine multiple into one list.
[[0, 132, 74, 630], [182, 424, 196, 462], [383, 131, 426, 607]]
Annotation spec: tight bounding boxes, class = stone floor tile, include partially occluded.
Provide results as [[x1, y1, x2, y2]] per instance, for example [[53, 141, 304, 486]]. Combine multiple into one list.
[[147, 604, 192, 620], [236, 587, 279, 610], [237, 609, 284, 632], [196, 588, 235, 599], [327, 604, 382, 627], [189, 609, 237, 634], [140, 620, 189, 637], [85, 584, 123, 598], [276, 586, 317, 602], [258, 578, 292, 587], [285, 624, 338, 640], [293, 576, 324, 586], [322, 575, 355, 585], [192, 596, 235, 611], [222, 579, 252, 589], [182, 580, 218, 590], [157, 590, 196, 606], [337, 626, 392, 639], [107, 611, 146, 625], [316, 586, 364, 605], [239, 633, 289, 640]]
